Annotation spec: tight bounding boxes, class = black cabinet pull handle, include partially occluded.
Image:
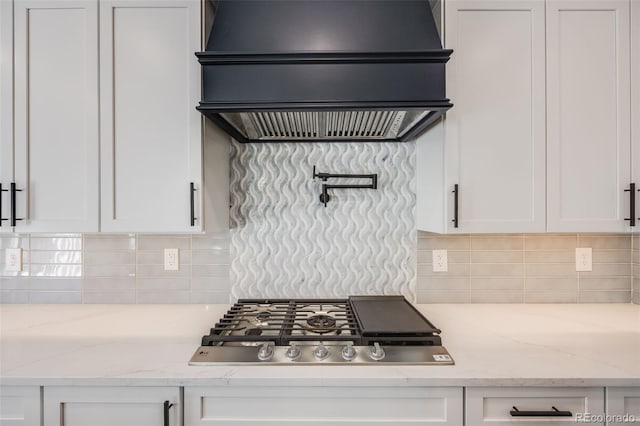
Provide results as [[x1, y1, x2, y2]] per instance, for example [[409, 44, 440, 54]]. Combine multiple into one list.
[[510, 406, 572, 417], [190, 182, 197, 227], [452, 184, 459, 228], [625, 183, 636, 226], [0, 183, 9, 227], [163, 400, 174, 426], [10, 183, 24, 227]]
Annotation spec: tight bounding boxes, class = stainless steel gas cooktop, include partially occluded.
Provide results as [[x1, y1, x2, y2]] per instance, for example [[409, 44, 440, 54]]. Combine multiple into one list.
[[189, 296, 454, 365]]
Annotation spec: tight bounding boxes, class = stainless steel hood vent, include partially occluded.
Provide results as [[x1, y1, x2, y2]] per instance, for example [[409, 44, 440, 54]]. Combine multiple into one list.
[[196, 0, 453, 143]]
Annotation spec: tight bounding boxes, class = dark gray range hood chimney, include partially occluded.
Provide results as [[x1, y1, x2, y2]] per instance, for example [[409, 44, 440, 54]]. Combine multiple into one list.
[[196, 0, 453, 143]]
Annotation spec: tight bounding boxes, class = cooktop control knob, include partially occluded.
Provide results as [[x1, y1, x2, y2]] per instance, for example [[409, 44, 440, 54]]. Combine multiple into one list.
[[314, 343, 329, 360], [257, 342, 273, 361], [368, 342, 386, 361], [285, 343, 301, 360], [341, 342, 357, 361]]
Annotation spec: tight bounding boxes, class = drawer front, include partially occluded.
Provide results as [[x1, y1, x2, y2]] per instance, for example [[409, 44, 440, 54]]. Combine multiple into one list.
[[185, 386, 463, 426], [466, 387, 605, 426], [607, 387, 640, 424]]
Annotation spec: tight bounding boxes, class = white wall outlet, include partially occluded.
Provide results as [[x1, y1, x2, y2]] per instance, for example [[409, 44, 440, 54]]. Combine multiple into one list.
[[432, 249, 448, 272], [164, 248, 179, 271], [575, 247, 592, 272], [5, 248, 23, 272]]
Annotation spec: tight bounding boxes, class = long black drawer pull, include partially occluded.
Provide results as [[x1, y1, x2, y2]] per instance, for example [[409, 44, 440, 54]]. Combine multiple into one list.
[[625, 183, 636, 226], [163, 400, 174, 426], [190, 182, 196, 227], [452, 184, 459, 228], [10, 183, 24, 227], [510, 406, 572, 417], [0, 183, 8, 226]]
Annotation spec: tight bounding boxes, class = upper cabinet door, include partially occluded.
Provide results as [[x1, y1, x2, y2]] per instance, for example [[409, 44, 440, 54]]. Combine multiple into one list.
[[546, 0, 631, 232], [632, 0, 640, 224], [13, 0, 100, 233], [443, 0, 546, 233], [99, 0, 202, 233], [0, 0, 14, 234]]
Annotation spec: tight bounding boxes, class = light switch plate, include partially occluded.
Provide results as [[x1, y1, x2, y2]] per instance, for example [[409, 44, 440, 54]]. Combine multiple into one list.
[[575, 247, 592, 272], [164, 248, 179, 271], [5, 248, 23, 272], [432, 249, 448, 272]]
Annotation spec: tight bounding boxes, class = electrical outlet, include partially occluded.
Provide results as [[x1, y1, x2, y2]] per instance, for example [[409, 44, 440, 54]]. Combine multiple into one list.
[[164, 248, 179, 271], [432, 249, 448, 272], [575, 247, 592, 272], [5, 248, 23, 272]]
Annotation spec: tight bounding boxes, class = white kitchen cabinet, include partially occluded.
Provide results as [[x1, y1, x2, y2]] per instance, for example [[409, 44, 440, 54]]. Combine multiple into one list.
[[417, 0, 546, 233], [43, 386, 180, 426], [99, 0, 203, 233], [546, 0, 631, 232], [185, 386, 463, 426], [607, 387, 640, 423], [466, 387, 605, 426], [5, 0, 100, 233], [0, 386, 41, 426], [632, 0, 640, 232], [0, 0, 12, 234]]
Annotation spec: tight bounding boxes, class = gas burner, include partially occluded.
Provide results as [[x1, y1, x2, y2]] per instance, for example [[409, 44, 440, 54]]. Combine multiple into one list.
[[255, 311, 271, 322], [244, 328, 263, 336], [306, 313, 338, 334]]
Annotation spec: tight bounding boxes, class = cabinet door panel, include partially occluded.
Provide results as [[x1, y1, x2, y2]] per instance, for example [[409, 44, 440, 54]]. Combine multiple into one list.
[[185, 386, 463, 426], [547, 0, 631, 232], [43, 386, 180, 426], [632, 0, 640, 230], [607, 387, 640, 422], [0, 386, 41, 426], [444, 0, 545, 233], [13, 0, 99, 232], [0, 0, 13, 234], [100, 0, 202, 233]]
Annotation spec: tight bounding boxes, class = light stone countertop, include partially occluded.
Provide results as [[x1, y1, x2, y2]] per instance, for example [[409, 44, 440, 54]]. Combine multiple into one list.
[[1, 303, 639, 387]]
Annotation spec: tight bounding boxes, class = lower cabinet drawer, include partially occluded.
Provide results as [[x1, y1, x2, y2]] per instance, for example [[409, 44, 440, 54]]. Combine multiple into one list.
[[466, 387, 605, 426], [185, 386, 463, 426]]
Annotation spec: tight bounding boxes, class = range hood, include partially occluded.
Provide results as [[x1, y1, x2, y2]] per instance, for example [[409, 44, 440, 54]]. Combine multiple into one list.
[[196, 0, 453, 143]]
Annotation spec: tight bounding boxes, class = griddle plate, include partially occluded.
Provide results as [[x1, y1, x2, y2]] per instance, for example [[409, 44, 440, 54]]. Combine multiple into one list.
[[349, 295, 441, 336]]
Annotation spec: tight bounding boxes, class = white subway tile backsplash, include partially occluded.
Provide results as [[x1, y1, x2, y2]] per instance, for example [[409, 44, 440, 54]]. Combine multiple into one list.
[[524, 250, 575, 263], [83, 277, 136, 291], [136, 277, 190, 291], [417, 290, 469, 304], [191, 277, 230, 291], [84, 264, 136, 277], [524, 291, 578, 303], [470, 290, 524, 304], [30, 264, 81, 277], [29, 291, 82, 304], [137, 250, 191, 265], [30, 237, 81, 251], [137, 236, 190, 250], [524, 235, 577, 250], [0, 291, 29, 303], [469, 250, 523, 263], [29, 251, 81, 264], [469, 277, 524, 291], [30, 278, 82, 291], [136, 264, 190, 278], [83, 291, 136, 304], [84, 235, 135, 250], [578, 235, 631, 249], [579, 277, 631, 291], [0, 278, 29, 290], [578, 291, 631, 303], [191, 249, 230, 265], [84, 251, 135, 266], [136, 291, 189, 304], [470, 236, 524, 250], [469, 263, 524, 277], [192, 264, 230, 278], [524, 277, 578, 291]]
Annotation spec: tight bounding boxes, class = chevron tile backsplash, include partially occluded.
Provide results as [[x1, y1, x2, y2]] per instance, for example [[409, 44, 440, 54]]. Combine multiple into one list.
[[229, 140, 417, 300]]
